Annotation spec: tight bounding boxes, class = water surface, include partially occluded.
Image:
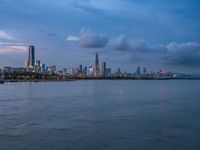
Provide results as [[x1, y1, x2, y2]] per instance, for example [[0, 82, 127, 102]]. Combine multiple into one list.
[[0, 80, 200, 150]]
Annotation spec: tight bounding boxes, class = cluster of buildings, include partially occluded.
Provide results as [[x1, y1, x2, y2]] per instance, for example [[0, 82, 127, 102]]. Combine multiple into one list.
[[1, 45, 56, 75], [68, 53, 112, 77], [0, 45, 175, 79], [0, 45, 115, 77]]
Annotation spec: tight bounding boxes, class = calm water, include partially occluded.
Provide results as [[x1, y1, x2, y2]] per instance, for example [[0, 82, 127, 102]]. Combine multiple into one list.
[[0, 80, 200, 150]]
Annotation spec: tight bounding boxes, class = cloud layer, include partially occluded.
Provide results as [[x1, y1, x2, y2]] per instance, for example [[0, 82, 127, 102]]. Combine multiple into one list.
[[80, 29, 109, 48], [66, 36, 80, 42], [164, 42, 200, 66], [0, 30, 13, 40], [66, 31, 200, 67], [0, 45, 28, 54], [0, 31, 27, 55], [66, 28, 109, 48]]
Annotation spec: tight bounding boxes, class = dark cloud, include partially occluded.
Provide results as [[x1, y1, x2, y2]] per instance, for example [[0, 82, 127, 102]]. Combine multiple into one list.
[[67, 30, 200, 68], [164, 42, 200, 66], [111, 35, 148, 52], [111, 35, 167, 54], [111, 37, 200, 68], [112, 35, 130, 51], [128, 41, 200, 67], [80, 28, 109, 48]]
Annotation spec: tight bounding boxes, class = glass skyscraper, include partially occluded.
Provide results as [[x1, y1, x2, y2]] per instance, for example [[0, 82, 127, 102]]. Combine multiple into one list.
[[28, 45, 35, 68]]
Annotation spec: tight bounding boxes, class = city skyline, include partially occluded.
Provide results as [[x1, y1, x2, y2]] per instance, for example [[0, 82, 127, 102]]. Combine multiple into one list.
[[0, 0, 200, 73], [0, 46, 177, 79]]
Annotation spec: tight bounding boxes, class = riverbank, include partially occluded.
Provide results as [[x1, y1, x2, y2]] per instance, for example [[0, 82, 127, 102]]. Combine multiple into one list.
[[1, 77, 200, 83]]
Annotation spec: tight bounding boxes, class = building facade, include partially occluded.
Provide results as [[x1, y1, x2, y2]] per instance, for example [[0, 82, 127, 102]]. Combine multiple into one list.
[[102, 62, 106, 77], [28, 45, 35, 68], [93, 52, 100, 77]]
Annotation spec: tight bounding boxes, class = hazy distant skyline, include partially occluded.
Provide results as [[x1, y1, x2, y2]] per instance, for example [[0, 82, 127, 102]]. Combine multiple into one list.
[[0, 0, 200, 73]]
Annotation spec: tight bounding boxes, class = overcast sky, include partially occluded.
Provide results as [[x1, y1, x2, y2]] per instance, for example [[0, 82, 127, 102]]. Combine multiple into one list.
[[0, 0, 200, 73]]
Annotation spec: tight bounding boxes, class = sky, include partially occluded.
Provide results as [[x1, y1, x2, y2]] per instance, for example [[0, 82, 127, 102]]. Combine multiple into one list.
[[0, 0, 200, 73]]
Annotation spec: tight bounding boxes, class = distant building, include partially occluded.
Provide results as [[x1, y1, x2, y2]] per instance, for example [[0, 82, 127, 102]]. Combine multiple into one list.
[[82, 66, 87, 76], [35, 60, 41, 73], [117, 67, 121, 74], [57, 70, 63, 76], [2, 67, 26, 73], [102, 62, 106, 77], [63, 68, 67, 75], [13, 67, 26, 73], [41, 64, 46, 73], [143, 67, 147, 74], [24, 60, 28, 68], [114, 67, 121, 76], [79, 65, 83, 75], [93, 52, 100, 77], [48, 66, 56, 74], [88, 66, 93, 77], [28, 45, 35, 68], [136, 66, 141, 75], [3, 66, 12, 73], [70, 68, 75, 76], [106, 68, 112, 77]]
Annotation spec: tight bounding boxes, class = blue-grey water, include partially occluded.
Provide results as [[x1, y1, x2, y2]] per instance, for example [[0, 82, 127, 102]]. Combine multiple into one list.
[[0, 80, 200, 150]]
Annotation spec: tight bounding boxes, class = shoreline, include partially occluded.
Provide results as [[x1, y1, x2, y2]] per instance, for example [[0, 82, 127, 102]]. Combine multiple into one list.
[[1, 77, 200, 83]]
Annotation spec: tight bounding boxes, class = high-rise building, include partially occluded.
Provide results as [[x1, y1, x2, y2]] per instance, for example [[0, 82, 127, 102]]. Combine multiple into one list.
[[41, 64, 46, 73], [88, 65, 93, 77], [93, 52, 100, 77], [28, 45, 35, 68], [35, 60, 41, 73], [79, 65, 83, 75], [63, 68, 67, 75], [102, 62, 106, 77], [70, 68, 75, 76], [83, 66, 87, 76], [136, 66, 141, 75]]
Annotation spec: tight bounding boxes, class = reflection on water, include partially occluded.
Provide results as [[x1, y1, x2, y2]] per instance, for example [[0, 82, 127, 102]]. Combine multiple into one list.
[[0, 80, 200, 150]]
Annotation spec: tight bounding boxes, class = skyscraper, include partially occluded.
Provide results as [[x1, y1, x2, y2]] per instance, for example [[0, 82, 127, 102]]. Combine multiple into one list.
[[35, 60, 41, 73], [102, 62, 106, 77], [88, 65, 93, 77], [93, 52, 100, 77], [41, 64, 46, 73], [83, 66, 87, 76], [79, 64, 83, 75], [136, 66, 141, 75], [28, 45, 35, 68]]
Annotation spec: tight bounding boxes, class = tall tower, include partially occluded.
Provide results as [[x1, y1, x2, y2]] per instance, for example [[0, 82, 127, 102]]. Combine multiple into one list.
[[94, 52, 100, 77], [28, 45, 35, 68], [136, 66, 141, 75], [102, 61, 106, 77]]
